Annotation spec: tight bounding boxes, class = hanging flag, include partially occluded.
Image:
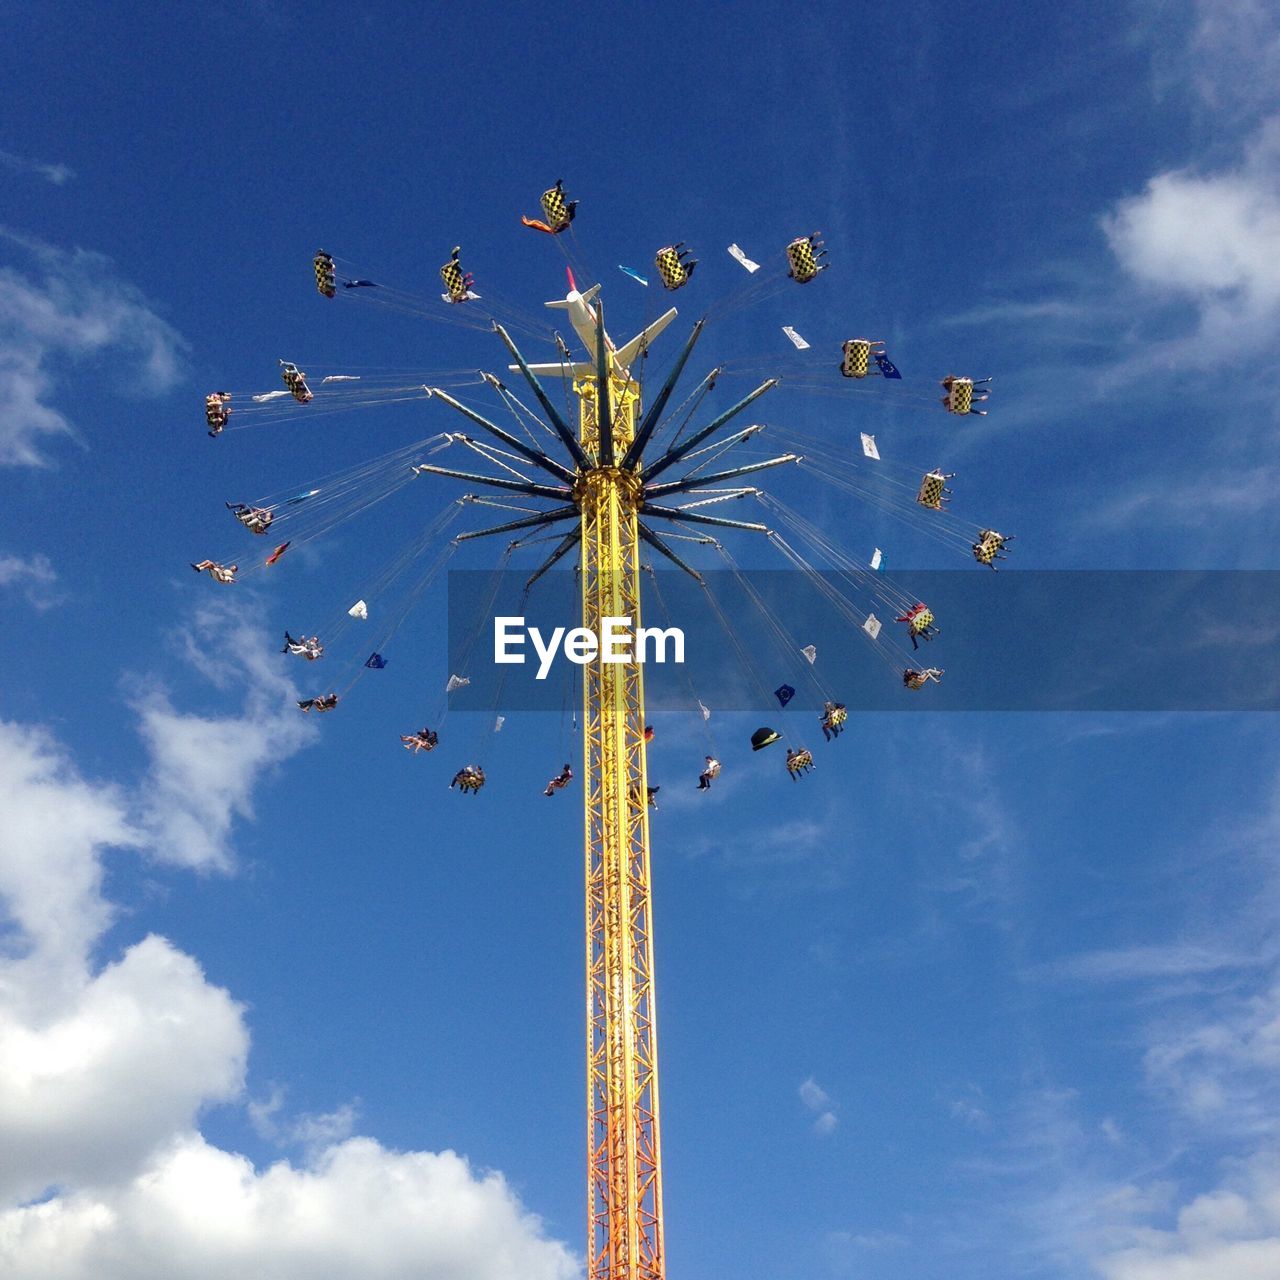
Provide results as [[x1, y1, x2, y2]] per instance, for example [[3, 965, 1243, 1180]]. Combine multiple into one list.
[[494, 715, 505, 732], [446, 674, 470, 693], [860, 433, 880, 460], [251, 389, 291, 403], [365, 652, 388, 669], [321, 374, 361, 383], [287, 488, 320, 505], [801, 644, 817, 664], [727, 243, 760, 273], [618, 265, 649, 286], [644, 725, 655, 742], [874, 353, 902, 379], [348, 599, 368, 620], [265, 541, 291, 566], [870, 548, 883, 571], [698, 700, 711, 722], [782, 326, 810, 350], [774, 683, 796, 707], [863, 613, 882, 640]]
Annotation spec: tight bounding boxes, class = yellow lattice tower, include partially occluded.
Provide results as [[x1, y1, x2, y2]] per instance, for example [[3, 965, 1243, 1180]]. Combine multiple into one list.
[[424, 292, 792, 1280], [575, 366, 665, 1280]]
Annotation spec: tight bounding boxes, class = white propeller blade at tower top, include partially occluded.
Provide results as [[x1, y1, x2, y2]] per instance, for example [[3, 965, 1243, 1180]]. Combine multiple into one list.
[[860, 433, 880, 460], [348, 599, 368, 619], [446, 674, 470, 693]]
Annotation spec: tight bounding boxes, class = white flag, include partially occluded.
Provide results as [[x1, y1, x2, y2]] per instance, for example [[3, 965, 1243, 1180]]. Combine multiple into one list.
[[494, 715, 505, 732], [801, 644, 817, 664], [251, 389, 291, 403], [348, 599, 368, 620], [446, 674, 470, 693], [698, 700, 711, 722], [782, 326, 810, 350], [321, 374, 361, 383], [870, 548, 883, 571], [863, 613, 882, 640], [860, 433, 880, 460], [727, 243, 760, 273]]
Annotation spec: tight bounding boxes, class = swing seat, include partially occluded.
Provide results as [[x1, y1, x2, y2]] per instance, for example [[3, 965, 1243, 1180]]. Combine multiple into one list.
[[916, 470, 951, 510], [841, 339, 872, 378], [786, 235, 824, 283], [440, 252, 469, 303], [205, 393, 230, 430], [787, 749, 814, 773], [655, 245, 694, 291], [280, 362, 312, 403], [973, 529, 1009, 566], [539, 184, 570, 230], [314, 251, 336, 298], [907, 607, 934, 635], [947, 378, 974, 414]]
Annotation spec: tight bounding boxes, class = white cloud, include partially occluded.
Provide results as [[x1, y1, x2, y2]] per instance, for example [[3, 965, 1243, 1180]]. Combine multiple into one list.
[[0, 228, 186, 467], [0, 612, 577, 1276], [249, 1087, 359, 1156], [0, 722, 246, 1204], [0, 150, 73, 186], [800, 1077, 839, 1135], [1103, 118, 1280, 358], [133, 601, 318, 871], [0, 935, 248, 1204], [0, 1134, 578, 1280], [1097, 1155, 1280, 1280], [1187, 1, 1280, 115], [0, 552, 59, 609]]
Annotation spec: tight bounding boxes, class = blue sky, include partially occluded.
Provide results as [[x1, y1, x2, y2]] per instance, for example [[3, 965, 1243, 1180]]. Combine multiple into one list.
[[3, 3, 1280, 1279]]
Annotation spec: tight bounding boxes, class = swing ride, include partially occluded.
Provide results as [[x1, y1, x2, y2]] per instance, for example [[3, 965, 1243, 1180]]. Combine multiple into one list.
[[195, 179, 1014, 1280]]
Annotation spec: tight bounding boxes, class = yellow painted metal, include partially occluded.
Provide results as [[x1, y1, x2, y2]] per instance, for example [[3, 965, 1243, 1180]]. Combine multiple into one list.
[[576, 361, 665, 1280]]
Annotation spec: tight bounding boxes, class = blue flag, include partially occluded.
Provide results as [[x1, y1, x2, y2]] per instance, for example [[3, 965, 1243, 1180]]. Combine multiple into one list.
[[774, 683, 796, 707], [875, 353, 902, 379], [618, 265, 649, 286], [365, 652, 387, 669]]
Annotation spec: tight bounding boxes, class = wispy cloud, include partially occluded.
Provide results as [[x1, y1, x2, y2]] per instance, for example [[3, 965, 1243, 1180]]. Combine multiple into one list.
[[0, 550, 61, 609], [799, 1076, 839, 1136], [0, 228, 186, 467], [0, 148, 74, 186], [130, 600, 318, 872]]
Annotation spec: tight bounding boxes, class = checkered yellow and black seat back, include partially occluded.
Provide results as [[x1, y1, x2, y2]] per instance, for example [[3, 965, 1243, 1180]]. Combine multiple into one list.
[[655, 246, 689, 291], [540, 185, 569, 229], [842, 339, 871, 378], [787, 237, 819, 282]]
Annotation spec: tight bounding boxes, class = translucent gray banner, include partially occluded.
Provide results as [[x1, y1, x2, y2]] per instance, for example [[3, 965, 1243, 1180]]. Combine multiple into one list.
[[445, 570, 1280, 712]]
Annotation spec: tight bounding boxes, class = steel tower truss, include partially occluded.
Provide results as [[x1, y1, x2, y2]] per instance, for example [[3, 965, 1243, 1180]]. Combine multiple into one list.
[[424, 295, 794, 1280]]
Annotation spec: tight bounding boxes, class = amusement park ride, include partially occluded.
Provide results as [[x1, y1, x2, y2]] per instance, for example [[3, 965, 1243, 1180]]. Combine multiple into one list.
[[199, 185, 1006, 1280]]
